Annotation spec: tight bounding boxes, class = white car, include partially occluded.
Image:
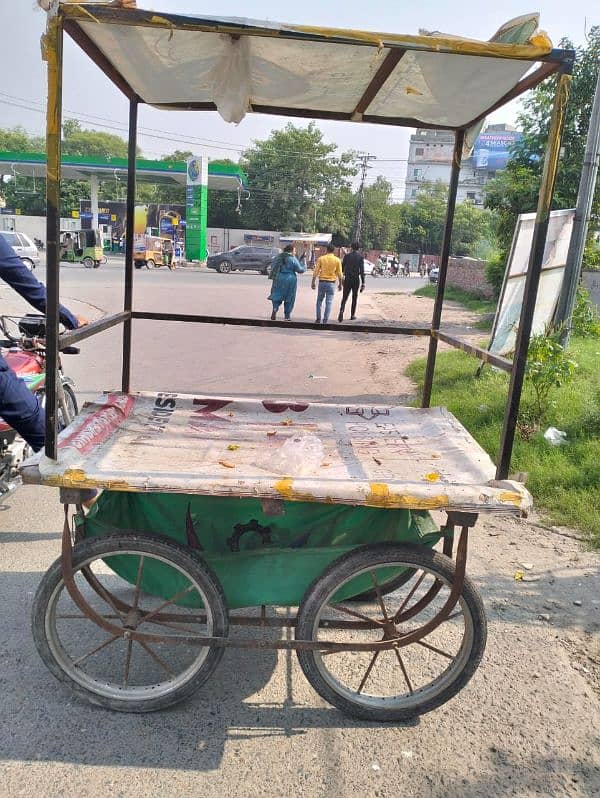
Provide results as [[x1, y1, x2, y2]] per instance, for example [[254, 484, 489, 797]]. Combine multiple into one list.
[[363, 259, 375, 276], [0, 230, 41, 270]]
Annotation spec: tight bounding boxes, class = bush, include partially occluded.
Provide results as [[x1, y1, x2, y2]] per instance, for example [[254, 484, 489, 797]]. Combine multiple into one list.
[[519, 331, 577, 435], [570, 285, 600, 337], [485, 252, 506, 299]]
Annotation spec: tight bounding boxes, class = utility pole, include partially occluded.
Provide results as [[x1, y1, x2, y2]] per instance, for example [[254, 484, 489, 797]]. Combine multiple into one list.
[[351, 153, 375, 244], [555, 65, 600, 343]]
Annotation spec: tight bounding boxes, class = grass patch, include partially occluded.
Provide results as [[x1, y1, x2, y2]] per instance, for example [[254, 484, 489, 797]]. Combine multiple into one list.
[[414, 284, 496, 316], [407, 337, 600, 545]]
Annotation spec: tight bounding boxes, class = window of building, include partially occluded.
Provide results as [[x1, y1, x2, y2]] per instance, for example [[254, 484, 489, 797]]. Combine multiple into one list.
[[415, 147, 424, 156], [413, 168, 423, 179], [466, 192, 476, 201], [411, 189, 418, 198]]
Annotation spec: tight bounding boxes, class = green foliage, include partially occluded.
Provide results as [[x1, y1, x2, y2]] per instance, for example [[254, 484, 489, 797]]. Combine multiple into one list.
[[239, 122, 357, 233], [521, 331, 577, 433], [570, 285, 600, 337], [485, 27, 600, 257], [485, 251, 507, 298], [0, 125, 44, 152], [395, 182, 492, 256], [406, 338, 600, 543], [360, 177, 398, 249]]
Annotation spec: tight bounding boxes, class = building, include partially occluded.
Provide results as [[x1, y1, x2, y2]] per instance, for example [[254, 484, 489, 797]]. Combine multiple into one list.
[[404, 124, 521, 206]]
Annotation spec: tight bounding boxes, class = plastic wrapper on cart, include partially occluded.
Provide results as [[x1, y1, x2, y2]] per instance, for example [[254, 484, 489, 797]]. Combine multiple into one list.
[[22, 391, 532, 516]]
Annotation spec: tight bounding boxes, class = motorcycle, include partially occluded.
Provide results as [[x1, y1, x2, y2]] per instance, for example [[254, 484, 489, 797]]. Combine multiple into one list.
[[0, 315, 79, 496]]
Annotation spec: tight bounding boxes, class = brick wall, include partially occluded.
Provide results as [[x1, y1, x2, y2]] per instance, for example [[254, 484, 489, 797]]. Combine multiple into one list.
[[446, 257, 494, 299]]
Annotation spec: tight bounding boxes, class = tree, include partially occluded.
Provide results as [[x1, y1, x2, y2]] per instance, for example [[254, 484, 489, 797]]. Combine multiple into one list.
[[240, 122, 357, 232], [395, 182, 492, 256], [486, 27, 600, 256], [359, 177, 398, 249]]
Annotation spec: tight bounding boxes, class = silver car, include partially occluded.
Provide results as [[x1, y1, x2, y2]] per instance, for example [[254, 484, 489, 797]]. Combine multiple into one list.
[[0, 230, 41, 270]]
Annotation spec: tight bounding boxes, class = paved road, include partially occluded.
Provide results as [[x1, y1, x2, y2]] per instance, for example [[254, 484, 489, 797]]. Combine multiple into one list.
[[3, 263, 598, 797]]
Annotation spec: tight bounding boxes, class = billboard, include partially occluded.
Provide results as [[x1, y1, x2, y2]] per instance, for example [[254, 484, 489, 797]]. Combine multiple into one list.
[[79, 200, 185, 238], [488, 209, 575, 356], [472, 131, 521, 170]]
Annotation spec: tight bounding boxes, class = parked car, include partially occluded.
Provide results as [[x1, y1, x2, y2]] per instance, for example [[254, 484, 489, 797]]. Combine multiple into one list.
[[206, 245, 280, 274], [363, 259, 375, 276], [0, 230, 41, 270], [429, 266, 440, 284]]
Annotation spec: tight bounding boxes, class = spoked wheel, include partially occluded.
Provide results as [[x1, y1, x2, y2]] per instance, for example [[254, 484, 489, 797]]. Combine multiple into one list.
[[296, 543, 486, 722], [58, 383, 78, 428], [32, 533, 228, 712], [217, 260, 232, 274]]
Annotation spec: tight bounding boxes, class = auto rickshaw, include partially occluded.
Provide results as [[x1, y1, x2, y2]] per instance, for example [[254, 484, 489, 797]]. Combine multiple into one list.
[[133, 234, 174, 269], [59, 229, 104, 269]]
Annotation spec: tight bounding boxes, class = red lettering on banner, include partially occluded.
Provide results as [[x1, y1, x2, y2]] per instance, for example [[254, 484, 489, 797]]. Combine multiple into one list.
[[59, 393, 135, 455], [262, 402, 309, 414]]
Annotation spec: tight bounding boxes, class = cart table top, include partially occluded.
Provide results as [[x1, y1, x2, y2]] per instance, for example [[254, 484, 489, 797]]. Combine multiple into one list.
[[22, 392, 531, 515]]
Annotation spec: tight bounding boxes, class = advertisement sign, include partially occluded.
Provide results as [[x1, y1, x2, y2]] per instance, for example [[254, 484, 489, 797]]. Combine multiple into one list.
[[473, 131, 521, 170], [488, 209, 575, 356], [80, 200, 185, 238], [186, 156, 208, 262]]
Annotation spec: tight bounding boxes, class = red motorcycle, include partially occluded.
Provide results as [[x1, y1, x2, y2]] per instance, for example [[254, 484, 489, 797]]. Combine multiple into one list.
[[0, 315, 79, 496]]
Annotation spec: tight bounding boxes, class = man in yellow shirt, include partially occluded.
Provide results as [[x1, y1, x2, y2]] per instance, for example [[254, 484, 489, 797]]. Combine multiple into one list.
[[311, 244, 343, 324]]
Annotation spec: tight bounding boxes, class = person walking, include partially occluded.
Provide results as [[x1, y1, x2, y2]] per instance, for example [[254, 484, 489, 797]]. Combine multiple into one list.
[[338, 242, 365, 322], [312, 244, 342, 324], [269, 244, 306, 321], [0, 234, 86, 452]]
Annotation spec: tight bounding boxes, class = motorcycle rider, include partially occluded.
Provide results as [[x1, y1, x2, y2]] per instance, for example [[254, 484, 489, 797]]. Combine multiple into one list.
[[0, 235, 86, 452]]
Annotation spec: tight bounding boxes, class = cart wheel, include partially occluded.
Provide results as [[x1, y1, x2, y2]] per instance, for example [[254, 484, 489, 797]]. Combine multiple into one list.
[[296, 543, 486, 722], [32, 533, 228, 713], [346, 567, 416, 602], [83, 256, 94, 269]]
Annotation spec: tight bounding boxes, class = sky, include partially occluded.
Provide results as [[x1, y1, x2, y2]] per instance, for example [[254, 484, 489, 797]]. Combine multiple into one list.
[[0, 1, 597, 199]]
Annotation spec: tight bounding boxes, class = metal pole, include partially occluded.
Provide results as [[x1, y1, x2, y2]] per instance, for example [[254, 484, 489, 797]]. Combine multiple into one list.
[[555, 65, 600, 343], [496, 69, 573, 479], [122, 97, 138, 393], [421, 129, 465, 408], [44, 14, 63, 460]]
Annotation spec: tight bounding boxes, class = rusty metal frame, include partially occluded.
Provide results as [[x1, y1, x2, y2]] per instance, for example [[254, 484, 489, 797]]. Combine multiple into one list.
[[59, 507, 469, 655]]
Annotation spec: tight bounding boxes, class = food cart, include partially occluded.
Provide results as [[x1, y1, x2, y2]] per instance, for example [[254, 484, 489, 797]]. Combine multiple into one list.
[[26, 2, 574, 720]]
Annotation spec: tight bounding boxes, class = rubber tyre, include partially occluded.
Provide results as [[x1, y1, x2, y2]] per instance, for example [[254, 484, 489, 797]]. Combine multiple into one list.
[[32, 533, 229, 713], [83, 257, 94, 269], [135, 262, 143, 269], [217, 261, 232, 274], [296, 542, 486, 722], [59, 383, 78, 427], [146, 259, 156, 270]]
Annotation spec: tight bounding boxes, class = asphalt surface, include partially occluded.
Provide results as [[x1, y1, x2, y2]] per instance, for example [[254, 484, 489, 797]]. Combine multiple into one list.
[[1, 260, 599, 797]]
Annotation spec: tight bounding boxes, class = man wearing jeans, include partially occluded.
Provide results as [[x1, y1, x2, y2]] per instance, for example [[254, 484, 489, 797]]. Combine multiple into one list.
[[312, 244, 342, 324], [338, 241, 365, 322]]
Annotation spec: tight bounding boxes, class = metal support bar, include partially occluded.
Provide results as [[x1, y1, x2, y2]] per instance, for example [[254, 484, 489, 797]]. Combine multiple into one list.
[[60, 311, 130, 348], [44, 15, 63, 461], [556, 64, 600, 342], [421, 129, 465, 408], [131, 311, 432, 336], [122, 98, 138, 393], [496, 70, 572, 479], [432, 331, 513, 372]]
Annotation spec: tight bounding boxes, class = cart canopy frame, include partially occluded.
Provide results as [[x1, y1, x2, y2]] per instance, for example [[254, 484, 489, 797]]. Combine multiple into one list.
[[42, 2, 575, 480]]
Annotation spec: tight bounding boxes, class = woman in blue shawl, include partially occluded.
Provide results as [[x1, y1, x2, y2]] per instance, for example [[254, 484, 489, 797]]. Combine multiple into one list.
[[269, 244, 306, 321]]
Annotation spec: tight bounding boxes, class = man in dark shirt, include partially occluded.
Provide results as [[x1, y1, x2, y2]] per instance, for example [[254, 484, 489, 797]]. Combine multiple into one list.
[[0, 234, 85, 451], [338, 241, 365, 322]]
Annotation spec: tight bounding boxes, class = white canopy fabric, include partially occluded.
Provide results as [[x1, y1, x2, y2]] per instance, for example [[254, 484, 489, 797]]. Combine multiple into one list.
[[57, 4, 564, 132]]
